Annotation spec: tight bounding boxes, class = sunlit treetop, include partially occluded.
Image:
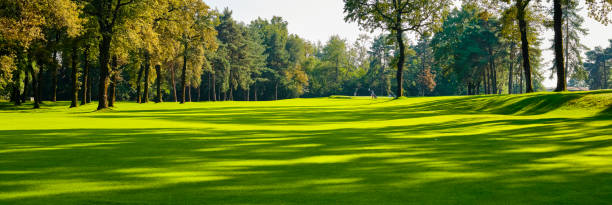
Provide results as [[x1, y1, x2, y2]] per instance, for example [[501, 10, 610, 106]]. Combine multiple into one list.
[[343, 0, 451, 35], [0, 0, 83, 48]]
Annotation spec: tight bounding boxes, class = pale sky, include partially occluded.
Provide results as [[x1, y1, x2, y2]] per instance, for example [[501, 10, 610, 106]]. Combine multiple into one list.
[[205, 0, 611, 88]]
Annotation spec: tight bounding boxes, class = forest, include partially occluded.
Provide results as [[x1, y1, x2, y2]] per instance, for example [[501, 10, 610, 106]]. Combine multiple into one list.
[[0, 0, 611, 111]]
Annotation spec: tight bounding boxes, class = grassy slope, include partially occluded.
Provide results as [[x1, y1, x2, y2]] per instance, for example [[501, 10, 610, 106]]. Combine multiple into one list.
[[0, 91, 611, 204]]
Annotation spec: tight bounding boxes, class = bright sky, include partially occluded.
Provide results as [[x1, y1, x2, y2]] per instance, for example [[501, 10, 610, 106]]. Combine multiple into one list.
[[205, 0, 611, 88]]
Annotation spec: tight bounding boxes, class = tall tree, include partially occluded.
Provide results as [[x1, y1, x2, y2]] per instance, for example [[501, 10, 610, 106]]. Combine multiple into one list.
[[553, 0, 566, 91], [178, 1, 217, 104], [344, 0, 450, 97], [515, 0, 536, 93], [322, 36, 348, 92], [548, 1, 589, 87], [84, 0, 137, 110], [69, 41, 79, 108]]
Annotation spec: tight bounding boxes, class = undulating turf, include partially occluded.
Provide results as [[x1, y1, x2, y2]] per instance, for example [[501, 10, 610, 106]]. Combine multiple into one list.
[[1, 91, 611, 204]]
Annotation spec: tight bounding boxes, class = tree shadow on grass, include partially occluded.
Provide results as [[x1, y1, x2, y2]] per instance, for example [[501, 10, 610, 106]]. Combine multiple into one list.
[[0, 111, 611, 204]]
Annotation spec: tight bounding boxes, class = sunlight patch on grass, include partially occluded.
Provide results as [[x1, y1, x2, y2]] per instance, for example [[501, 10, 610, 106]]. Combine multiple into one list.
[[391, 171, 497, 187], [503, 145, 583, 153], [279, 143, 323, 148], [0, 179, 147, 200], [529, 146, 612, 173], [195, 147, 231, 152], [0, 142, 126, 153], [205, 152, 407, 167], [0, 170, 41, 175]]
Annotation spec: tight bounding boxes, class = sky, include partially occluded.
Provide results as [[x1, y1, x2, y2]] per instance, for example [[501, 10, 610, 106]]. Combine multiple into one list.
[[205, 0, 611, 88]]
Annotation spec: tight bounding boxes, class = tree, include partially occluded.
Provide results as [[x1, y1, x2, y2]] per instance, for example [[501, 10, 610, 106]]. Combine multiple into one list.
[[364, 34, 393, 96], [416, 67, 436, 96], [321, 36, 348, 92], [584, 42, 611, 90], [432, 7, 499, 95], [344, 0, 450, 97], [514, 0, 537, 93], [249, 16, 290, 100], [245, 24, 269, 101], [84, 0, 137, 110], [550, 0, 609, 92], [548, 1, 589, 88], [553, 0, 566, 91], [284, 34, 309, 98], [178, 1, 217, 104], [69, 40, 79, 108], [0, 0, 82, 108]]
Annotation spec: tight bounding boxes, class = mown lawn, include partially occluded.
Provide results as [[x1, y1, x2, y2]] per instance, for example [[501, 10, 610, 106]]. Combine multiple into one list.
[[1, 91, 611, 204]]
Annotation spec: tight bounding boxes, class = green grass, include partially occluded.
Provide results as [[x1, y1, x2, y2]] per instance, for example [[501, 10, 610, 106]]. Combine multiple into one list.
[[1, 91, 611, 204]]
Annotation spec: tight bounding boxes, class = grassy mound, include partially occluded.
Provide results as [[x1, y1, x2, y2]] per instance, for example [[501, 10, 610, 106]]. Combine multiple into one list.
[[0, 91, 611, 204], [398, 90, 612, 115]]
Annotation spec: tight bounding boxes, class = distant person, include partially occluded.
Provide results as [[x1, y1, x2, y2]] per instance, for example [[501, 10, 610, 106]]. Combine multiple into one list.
[[369, 88, 377, 99], [354, 88, 359, 96]]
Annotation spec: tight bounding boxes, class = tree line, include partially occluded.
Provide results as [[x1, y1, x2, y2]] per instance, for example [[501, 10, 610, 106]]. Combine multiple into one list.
[[344, 0, 611, 96], [0, 0, 611, 110]]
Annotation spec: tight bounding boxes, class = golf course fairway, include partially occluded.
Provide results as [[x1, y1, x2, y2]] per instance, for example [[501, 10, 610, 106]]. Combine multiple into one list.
[[1, 91, 611, 204]]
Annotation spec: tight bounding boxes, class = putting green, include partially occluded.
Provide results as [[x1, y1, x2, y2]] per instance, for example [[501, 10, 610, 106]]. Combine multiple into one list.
[[1, 91, 611, 204]]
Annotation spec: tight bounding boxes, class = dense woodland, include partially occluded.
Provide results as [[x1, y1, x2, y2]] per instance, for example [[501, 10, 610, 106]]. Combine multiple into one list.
[[0, 0, 611, 110]]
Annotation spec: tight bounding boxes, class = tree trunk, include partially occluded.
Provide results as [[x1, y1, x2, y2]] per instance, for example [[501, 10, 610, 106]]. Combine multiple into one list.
[[38, 61, 44, 104], [188, 86, 192, 102], [97, 34, 112, 110], [509, 44, 514, 94], [155, 64, 162, 103], [603, 56, 608, 89], [483, 67, 488, 94], [70, 44, 79, 108], [208, 72, 211, 101], [492, 57, 498, 94], [553, 0, 566, 92], [254, 86, 258, 101], [108, 76, 116, 107], [519, 65, 524, 94], [274, 81, 278, 100], [171, 64, 177, 102], [87, 69, 92, 103], [143, 52, 151, 103], [211, 72, 216, 101], [12, 65, 22, 106], [108, 55, 117, 107], [81, 47, 89, 105], [52, 51, 58, 102], [30, 62, 40, 108], [564, 13, 569, 86], [395, 30, 405, 97], [517, 0, 534, 93], [22, 67, 29, 103], [136, 64, 144, 103], [180, 43, 188, 104], [197, 86, 201, 102]]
